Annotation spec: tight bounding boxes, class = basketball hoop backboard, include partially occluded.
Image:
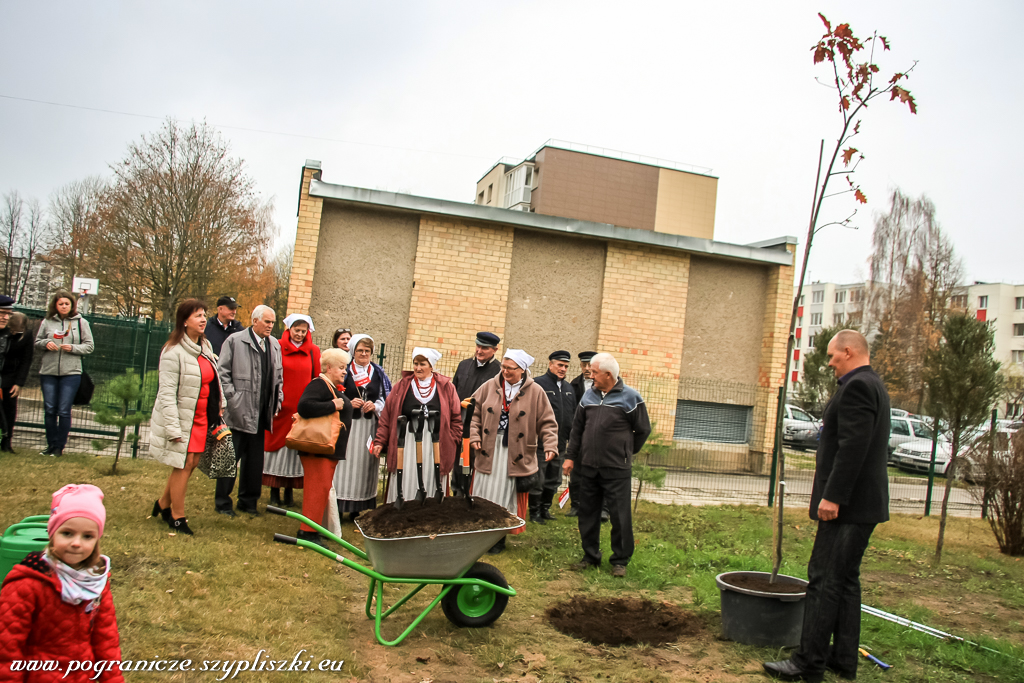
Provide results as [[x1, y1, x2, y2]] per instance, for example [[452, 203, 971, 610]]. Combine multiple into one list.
[[72, 277, 99, 296]]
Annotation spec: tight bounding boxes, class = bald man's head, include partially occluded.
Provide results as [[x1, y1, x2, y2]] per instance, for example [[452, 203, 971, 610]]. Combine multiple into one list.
[[826, 329, 870, 378]]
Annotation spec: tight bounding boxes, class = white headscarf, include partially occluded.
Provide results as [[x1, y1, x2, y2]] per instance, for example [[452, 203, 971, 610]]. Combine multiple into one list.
[[282, 313, 314, 331], [412, 347, 442, 369], [502, 348, 534, 371], [348, 334, 373, 362]]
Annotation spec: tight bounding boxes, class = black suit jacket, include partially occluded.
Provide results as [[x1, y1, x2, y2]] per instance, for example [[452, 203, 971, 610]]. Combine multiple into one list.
[[810, 365, 891, 525]]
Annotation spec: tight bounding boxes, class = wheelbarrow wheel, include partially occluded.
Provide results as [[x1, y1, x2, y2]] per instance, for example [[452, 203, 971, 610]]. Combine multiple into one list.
[[441, 561, 509, 628]]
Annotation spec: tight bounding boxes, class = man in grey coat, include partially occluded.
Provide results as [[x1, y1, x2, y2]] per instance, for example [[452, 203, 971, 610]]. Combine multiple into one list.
[[215, 305, 284, 515]]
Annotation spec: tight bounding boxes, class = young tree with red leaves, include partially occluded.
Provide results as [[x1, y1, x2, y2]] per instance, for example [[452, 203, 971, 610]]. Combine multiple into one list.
[[772, 15, 919, 581]]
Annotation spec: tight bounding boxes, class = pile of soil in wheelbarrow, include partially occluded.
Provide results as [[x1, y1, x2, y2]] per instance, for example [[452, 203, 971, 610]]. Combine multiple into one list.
[[356, 496, 521, 539], [546, 596, 702, 646]]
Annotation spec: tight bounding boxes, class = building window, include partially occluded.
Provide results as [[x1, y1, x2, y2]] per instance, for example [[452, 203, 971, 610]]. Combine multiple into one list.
[[951, 294, 968, 309], [674, 400, 752, 444], [812, 290, 824, 304], [835, 291, 846, 304], [1016, 297, 1024, 310], [847, 311, 863, 325], [833, 313, 844, 325], [1013, 350, 1024, 363], [486, 184, 493, 204], [808, 334, 816, 349], [1014, 324, 1024, 337], [810, 312, 823, 326], [979, 295, 988, 309], [799, 295, 805, 305], [849, 288, 864, 304], [477, 191, 484, 204]]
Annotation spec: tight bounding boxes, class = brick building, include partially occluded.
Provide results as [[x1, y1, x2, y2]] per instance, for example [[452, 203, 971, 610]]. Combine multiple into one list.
[[287, 160, 796, 471]]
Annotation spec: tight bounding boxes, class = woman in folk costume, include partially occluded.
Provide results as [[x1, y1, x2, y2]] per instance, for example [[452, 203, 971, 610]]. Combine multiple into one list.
[[331, 333, 392, 519], [470, 349, 558, 554], [263, 314, 321, 508], [371, 347, 461, 504]]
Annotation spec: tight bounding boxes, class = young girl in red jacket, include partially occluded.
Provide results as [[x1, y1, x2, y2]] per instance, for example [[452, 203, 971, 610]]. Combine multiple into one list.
[[0, 484, 124, 682]]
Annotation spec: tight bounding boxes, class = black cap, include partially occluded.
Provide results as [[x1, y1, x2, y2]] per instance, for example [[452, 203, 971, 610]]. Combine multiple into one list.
[[216, 296, 238, 309], [577, 351, 597, 362], [0, 295, 14, 311], [549, 350, 571, 362], [475, 331, 500, 348]]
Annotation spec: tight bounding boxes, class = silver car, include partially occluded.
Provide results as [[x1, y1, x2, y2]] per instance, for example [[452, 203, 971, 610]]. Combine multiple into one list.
[[889, 416, 944, 460], [892, 440, 952, 475], [783, 405, 820, 451]]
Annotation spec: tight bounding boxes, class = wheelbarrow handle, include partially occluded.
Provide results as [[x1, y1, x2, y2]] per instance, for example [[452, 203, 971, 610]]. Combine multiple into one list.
[[267, 506, 286, 516], [274, 533, 297, 545]]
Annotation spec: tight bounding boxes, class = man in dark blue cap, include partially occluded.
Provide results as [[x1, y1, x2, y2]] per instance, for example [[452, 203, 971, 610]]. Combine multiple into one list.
[[531, 350, 576, 523], [206, 295, 243, 356], [452, 331, 501, 400]]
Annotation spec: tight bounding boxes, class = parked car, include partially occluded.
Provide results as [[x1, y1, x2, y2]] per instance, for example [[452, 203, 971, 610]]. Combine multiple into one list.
[[783, 404, 820, 451], [891, 408, 910, 419], [959, 430, 1014, 483], [891, 439, 952, 475], [889, 416, 944, 460]]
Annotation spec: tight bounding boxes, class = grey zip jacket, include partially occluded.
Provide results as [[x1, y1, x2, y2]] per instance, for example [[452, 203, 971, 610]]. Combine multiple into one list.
[[34, 314, 95, 376]]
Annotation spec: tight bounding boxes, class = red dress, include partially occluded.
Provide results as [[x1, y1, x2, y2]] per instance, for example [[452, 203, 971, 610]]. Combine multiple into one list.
[[186, 355, 216, 453]]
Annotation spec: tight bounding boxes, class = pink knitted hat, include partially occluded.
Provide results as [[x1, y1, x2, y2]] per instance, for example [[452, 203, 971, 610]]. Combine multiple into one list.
[[48, 484, 106, 537]]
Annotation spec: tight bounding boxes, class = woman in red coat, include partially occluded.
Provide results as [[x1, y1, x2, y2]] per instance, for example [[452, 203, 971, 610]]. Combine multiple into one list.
[[263, 314, 321, 507], [371, 347, 461, 502]]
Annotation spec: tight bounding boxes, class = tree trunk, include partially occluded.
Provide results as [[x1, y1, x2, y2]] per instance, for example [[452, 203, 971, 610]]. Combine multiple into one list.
[[934, 432, 961, 563], [634, 480, 643, 514]]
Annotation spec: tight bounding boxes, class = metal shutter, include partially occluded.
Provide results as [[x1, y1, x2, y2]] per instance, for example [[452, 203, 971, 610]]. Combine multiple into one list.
[[673, 400, 752, 444]]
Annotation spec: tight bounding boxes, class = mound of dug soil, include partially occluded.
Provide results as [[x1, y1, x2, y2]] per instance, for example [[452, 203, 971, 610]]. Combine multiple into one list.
[[547, 596, 702, 646], [356, 496, 521, 539]]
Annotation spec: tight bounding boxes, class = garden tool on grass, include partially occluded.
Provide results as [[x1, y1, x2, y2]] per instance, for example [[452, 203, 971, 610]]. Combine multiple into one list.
[[394, 415, 408, 510], [456, 398, 476, 506], [427, 409, 443, 503], [414, 408, 428, 503]]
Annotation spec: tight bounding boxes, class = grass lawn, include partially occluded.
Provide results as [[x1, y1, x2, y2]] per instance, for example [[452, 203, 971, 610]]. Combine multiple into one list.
[[3, 449, 1023, 682]]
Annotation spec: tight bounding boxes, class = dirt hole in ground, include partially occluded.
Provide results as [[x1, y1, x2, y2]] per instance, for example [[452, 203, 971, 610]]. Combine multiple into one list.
[[357, 496, 520, 538], [546, 596, 703, 646]]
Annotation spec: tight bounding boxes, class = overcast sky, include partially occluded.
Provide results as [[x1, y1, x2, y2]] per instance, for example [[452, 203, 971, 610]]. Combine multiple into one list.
[[1, 1, 1020, 288]]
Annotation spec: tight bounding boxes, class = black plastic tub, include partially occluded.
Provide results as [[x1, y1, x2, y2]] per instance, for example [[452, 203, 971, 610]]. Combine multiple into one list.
[[716, 571, 808, 648]]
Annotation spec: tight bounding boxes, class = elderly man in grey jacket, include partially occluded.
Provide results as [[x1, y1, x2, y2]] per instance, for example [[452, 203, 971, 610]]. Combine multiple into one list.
[[215, 305, 284, 516]]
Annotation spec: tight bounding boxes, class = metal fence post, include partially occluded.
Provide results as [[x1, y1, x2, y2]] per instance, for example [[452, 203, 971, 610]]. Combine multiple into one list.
[[376, 342, 387, 367], [768, 386, 784, 507], [131, 318, 153, 459]]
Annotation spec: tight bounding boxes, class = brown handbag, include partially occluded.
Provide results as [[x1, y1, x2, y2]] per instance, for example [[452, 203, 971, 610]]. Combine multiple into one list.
[[285, 376, 345, 455]]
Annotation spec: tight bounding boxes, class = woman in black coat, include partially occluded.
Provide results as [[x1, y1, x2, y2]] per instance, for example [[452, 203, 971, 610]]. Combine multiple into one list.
[[1, 312, 34, 452], [293, 347, 353, 545]]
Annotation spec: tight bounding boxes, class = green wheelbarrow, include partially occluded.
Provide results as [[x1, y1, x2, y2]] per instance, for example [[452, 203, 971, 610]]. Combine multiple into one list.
[[268, 506, 523, 646]]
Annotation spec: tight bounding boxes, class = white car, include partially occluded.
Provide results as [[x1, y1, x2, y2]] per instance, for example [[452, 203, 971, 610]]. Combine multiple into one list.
[[889, 416, 944, 460], [959, 431, 1014, 483], [892, 440, 952, 475]]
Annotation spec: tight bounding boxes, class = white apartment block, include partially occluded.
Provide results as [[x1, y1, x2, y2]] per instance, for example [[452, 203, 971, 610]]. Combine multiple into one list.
[[790, 280, 1024, 416]]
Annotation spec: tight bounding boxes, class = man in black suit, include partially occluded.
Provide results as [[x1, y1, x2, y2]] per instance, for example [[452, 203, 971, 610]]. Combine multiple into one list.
[[764, 330, 890, 683]]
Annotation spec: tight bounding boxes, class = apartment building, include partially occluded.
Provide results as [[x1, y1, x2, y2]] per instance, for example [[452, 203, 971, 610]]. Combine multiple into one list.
[[789, 281, 869, 390], [475, 140, 719, 240]]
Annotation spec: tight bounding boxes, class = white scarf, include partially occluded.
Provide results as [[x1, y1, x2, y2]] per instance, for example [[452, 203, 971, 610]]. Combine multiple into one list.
[[413, 375, 437, 404], [504, 378, 523, 402], [45, 551, 110, 610]]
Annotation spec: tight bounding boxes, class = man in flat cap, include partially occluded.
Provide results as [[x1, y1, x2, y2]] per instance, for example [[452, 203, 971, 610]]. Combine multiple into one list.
[[452, 331, 501, 401], [206, 295, 244, 356], [567, 351, 596, 517], [0, 295, 17, 449], [531, 350, 576, 523]]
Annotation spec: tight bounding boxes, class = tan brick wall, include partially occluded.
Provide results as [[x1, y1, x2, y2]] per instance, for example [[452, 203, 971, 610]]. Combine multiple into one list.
[[286, 166, 323, 316], [751, 245, 796, 471], [596, 243, 690, 437], [404, 217, 514, 370]]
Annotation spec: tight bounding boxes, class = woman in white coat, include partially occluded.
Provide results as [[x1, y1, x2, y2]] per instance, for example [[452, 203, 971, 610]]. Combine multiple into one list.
[[150, 299, 225, 536]]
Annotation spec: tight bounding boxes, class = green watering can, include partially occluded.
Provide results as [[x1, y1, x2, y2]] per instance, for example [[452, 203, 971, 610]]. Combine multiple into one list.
[[0, 516, 50, 581]]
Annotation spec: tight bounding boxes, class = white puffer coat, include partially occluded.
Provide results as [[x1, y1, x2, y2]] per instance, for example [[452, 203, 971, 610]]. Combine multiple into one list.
[[149, 335, 224, 468]]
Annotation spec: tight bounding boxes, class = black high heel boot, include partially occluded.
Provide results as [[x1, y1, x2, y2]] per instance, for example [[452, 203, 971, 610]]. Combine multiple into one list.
[[269, 488, 282, 507], [152, 500, 172, 524], [283, 487, 295, 508], [169, 517, 194, 536]]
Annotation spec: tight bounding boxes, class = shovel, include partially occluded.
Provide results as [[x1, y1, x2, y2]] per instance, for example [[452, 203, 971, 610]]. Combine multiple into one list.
[[457, 398, 476, 506], [413, 409, 428, 503], [394, 415, 408, 510], [427, 409, 443, 503]]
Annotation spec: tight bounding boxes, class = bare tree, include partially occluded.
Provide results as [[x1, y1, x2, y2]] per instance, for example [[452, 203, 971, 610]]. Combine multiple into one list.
[[17, 198, 51, 303], [101, 119, 272, 321], [0, 191, 25, 295], [868, 189, 964, 411], [48, 176, 106, 287]]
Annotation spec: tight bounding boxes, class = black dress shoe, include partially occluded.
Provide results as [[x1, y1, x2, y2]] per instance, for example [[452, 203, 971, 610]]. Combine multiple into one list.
[[600, 509, 611, 522], [169, 517, 194, 536], [236, 503, 260, 516], [541, 508, 556, 520], [762, 659, 823, 683], [296, 530, 326, 547], [217, 508, 237, 517], [40, 447, 55, 456], [486, 537, 506, 555], [566, 507, 579, 517], [152, 500, 172, 524], [283, 488, 295, 507], [530, 513, 546, 525]]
